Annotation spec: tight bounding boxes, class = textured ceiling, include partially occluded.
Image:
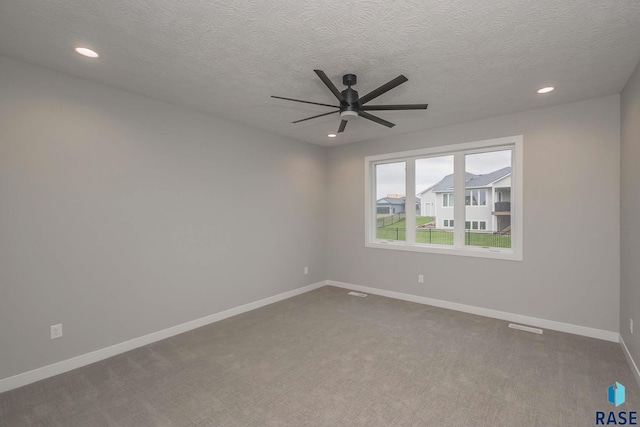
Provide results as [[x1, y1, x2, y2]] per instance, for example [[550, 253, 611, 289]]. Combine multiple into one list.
[[1, 1, 640, 146]]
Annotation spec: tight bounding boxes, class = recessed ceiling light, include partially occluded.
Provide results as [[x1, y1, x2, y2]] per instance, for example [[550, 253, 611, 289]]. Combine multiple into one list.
[[328, 134, 337, 138], [75, 47, 99, 58], [537, 86, 554, 94]]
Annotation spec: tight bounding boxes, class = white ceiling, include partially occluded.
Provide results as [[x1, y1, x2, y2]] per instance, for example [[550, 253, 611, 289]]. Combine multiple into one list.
[[1, 1, 639, 146]]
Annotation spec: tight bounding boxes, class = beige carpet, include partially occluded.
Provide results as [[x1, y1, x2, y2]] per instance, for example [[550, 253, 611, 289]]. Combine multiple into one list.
[[1, 286, 638, 426]]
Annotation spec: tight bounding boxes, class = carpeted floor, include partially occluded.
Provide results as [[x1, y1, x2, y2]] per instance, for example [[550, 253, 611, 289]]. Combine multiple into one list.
[[1, 285, 638, 426]]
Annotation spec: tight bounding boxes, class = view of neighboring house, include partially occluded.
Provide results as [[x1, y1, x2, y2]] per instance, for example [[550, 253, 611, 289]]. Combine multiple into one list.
[[376, 195, 421, 215], [417, 167, 512, 232]]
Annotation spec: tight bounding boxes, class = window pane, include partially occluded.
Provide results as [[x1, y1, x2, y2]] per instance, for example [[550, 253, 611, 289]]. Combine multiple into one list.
[[479, 190, 486, 205], [375, 162, 406, 241], [416, 155, 454, 245], [465, 150, 512, 248]]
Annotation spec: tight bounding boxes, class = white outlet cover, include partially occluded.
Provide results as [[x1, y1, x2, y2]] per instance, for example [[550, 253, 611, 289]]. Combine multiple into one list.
[[418, 274, 424, 283], [631, 318, 634, 334], [50, 324, 63, 339]]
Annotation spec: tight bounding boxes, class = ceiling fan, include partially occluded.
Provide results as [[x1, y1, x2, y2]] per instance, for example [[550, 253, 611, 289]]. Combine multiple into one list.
[[272, 70, 428, 135]]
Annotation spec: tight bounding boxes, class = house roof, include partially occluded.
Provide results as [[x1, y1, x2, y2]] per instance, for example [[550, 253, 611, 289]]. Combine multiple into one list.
[[377, 197, 421, 205], [416, 183, 437, 196], [429, 172, 476, 192], [465, 167, 512, 188], [422, 167, 511, 193], [377, 197, 406, 205]]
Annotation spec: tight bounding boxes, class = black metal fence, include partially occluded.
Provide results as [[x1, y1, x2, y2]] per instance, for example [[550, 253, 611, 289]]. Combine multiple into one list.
[[415, 228, 453, 245], [464, 230, 511, 248], [376, 227, 511, 248], [376, 213, 405, 228]]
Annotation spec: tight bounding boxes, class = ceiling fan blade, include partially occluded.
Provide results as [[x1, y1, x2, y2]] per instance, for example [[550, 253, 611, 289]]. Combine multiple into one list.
[[291, 110, 339, 124], [338, 120, 348, 133], [314, 70, 345, 102], [358, 111, 396, 128], [361, 104, 428, 111], [271, 95, 338, 108], [358, 75, 408, 105]]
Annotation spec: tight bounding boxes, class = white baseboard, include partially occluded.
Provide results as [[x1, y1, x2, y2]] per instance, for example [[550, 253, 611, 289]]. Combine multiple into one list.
[[0, 281, 327, 394], [620, 335, 640, 389], [1, 280, 623, 394], [327, 280, 619, 342]]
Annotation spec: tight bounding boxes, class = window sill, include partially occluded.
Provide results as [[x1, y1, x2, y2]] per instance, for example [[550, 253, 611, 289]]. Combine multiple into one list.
[[365, 240, 522, 261]]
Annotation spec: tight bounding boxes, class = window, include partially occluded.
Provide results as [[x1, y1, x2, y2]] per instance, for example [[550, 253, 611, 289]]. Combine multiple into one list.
[[374, 162, 406, 242], [416, 156, 454, 245], [465, 150, 512, 249], [465, 189, 486, 206], [365, 136, 523, 260], [465, 221, 486, 230]]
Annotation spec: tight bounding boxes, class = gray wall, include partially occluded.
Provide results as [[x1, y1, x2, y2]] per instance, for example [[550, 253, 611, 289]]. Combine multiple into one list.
[[0, 56, 327, 380], [0, 52, 630, 384], [326, 95, 621, 332], [621, 60, 640, 365]]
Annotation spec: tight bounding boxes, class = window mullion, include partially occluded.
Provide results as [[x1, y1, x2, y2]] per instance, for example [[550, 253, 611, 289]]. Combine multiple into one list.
[[453, 153, 466, 247], [405, 159, 416, 244]]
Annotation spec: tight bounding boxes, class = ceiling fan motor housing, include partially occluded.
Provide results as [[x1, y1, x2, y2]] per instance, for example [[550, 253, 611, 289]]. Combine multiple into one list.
[[341, 74, 359, 111], [342, 74, 357, 86], [341, 88, 360, 110]]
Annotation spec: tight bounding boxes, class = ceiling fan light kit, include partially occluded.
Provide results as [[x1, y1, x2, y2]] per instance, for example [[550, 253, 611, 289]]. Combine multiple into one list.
[[272, 70, 428, 135], [340, 110, 358, 121]]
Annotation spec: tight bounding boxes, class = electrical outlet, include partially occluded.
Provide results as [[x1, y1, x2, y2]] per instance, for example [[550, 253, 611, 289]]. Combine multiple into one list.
[[50, 324, 63, 340], [418, 274, 424, 283], [631, 318, 634, 335], [304, 266, 308, 275]]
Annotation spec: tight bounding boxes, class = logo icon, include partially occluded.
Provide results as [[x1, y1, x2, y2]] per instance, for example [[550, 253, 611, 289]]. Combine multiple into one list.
[[608, 382, 625, 407]]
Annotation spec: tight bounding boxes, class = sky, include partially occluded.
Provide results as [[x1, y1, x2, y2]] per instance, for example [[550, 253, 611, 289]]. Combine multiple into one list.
[[376, 149, 512, 199]]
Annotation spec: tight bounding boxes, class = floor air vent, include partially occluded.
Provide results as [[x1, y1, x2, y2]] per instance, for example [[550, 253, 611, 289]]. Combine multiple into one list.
[[347, 291, 368, 297], [508, 323, 543, 334]]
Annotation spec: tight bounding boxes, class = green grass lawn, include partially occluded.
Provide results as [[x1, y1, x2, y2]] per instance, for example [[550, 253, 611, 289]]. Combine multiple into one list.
[[464, 232, 511, 248], [376, 216, 511, 248], [376, 216, 433, 242]]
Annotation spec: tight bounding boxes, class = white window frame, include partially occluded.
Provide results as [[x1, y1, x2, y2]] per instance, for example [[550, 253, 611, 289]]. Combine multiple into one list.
[[442, 193, 454, 207], [466, 220, 487, 230], [364, 135, 523, 261], [465, 189, 487, 206]]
